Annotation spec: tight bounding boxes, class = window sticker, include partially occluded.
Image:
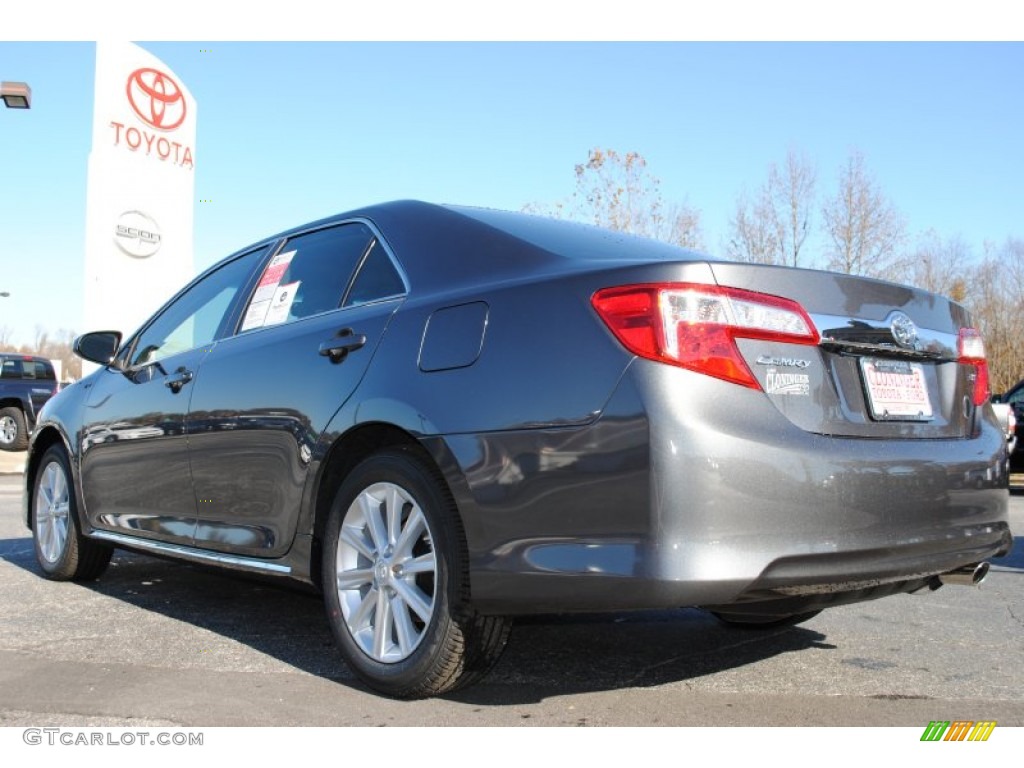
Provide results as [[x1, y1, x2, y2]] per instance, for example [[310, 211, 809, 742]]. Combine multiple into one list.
[[241, 250, 296, 330], [264, 281, 300, 326]]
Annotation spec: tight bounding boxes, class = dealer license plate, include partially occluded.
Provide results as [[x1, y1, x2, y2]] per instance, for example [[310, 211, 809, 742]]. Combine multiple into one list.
[[859, 358, 933, 421]]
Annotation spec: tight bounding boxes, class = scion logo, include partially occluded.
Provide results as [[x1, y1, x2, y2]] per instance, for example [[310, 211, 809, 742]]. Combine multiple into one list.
[[126, 68, 186, 131], [114, 211, 162, 259]]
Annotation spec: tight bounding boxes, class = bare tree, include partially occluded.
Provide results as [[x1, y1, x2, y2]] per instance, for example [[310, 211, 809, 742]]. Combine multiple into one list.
[[663, 201, 703, 251], [11, 326, 83, 381], [526, 148, 704, 250], [821, 150, 906, 278], [727, 150, 816, 267], [771, 150, 817, 267], [0, 326, 13, 352], [727, 190, 780, 264], [33, 325, 50, 356], [905, 230, 971, 302], [964, 238, 1024, 393]]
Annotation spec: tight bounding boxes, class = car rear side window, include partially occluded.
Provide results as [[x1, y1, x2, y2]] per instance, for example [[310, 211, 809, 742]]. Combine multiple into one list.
[[240, 223, 374, 331], [344, 239, 406, 307], [28, 361, 55, 380]]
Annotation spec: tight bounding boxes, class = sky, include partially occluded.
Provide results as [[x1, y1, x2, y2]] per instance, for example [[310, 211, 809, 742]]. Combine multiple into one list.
[[0, 10, 1022, 347], [2, 4, 1023, 757]]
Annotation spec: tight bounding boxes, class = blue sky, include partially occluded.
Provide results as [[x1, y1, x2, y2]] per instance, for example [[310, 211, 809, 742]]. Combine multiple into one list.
[[1, 37, 1021, 346]]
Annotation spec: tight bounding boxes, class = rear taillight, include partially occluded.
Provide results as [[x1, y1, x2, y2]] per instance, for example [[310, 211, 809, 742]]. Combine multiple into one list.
[[957, 327, 989, 407], [591, 283, 819, 389]]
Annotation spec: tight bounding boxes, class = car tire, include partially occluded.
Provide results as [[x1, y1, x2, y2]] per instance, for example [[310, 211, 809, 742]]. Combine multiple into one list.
[[710, 609, 822, 629], [0, 407, 29, 452], [322, 447, 511, 698], [32, 445, 113, 581]]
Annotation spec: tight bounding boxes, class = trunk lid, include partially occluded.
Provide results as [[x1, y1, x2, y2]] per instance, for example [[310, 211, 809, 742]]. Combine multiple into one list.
[[709, 262, 979, 439]]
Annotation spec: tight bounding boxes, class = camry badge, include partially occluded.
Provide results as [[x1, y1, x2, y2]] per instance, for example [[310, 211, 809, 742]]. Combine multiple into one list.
[[755, 355, 811, 368]]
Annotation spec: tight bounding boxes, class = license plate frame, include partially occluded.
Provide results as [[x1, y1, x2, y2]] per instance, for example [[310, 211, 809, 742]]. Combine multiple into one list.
[[859, 358, 934, 422]]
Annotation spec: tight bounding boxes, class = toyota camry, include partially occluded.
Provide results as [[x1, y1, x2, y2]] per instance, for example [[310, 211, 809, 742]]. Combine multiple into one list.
[[24, 200, 1012, 697]]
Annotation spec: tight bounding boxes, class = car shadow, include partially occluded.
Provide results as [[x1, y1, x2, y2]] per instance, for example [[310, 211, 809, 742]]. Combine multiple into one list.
[[0, 532, 833, 703], [449, 611, 833, 706]]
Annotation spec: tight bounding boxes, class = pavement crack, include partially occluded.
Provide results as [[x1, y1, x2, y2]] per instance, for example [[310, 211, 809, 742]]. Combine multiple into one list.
[[624, 630, 792, 687], [1008, 605, 1024, 629]]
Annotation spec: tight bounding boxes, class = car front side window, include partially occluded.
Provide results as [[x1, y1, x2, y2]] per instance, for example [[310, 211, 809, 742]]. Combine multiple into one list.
[[127, 249, 265, 369]]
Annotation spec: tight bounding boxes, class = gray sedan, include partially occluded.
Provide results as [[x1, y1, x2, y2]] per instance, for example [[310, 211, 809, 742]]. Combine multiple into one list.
[[23, 201, 1012, 697]]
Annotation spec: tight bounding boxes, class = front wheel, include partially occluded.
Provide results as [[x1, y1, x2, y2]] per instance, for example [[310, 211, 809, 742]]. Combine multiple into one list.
[[32, 445, 112, 581], [322, 448, 510, 698]]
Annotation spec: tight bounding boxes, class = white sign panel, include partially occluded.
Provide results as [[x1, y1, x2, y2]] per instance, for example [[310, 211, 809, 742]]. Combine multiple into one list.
[[83, 42, 197, 343]]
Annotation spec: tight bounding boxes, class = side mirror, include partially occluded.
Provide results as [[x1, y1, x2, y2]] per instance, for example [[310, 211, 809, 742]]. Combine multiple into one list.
[[991, 393, 1004, 403], [74, 331, 123, 366]]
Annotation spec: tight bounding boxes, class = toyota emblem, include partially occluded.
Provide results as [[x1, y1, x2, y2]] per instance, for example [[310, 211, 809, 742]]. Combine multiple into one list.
[[126, 68, 186, 131], [889, 312, 918, 349]]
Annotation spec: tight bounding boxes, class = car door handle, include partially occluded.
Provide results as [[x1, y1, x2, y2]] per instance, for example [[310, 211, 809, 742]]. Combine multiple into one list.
[[164, 366, 194, 393], [319, 328, 367, 363]]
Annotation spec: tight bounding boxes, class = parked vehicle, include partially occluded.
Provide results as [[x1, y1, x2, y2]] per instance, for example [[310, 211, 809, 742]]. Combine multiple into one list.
[[0, 354, 58, 451], [991, 401, 1017, 458], [23, 201, 1012, 697], [992, 379, 1024, 470]]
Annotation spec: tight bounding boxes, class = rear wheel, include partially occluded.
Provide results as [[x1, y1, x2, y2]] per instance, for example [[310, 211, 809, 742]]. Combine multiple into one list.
[[32, 445, 112, 581], [0, 407, 28, 451], [322, 448, 510, 698]]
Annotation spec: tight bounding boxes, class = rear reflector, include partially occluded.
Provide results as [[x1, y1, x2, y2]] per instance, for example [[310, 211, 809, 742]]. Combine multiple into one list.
[[957, 327, 990, 406], [592, 283, 819, 389]]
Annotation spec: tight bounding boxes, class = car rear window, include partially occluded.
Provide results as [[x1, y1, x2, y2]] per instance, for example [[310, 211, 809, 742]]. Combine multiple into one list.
[[0, 358, 55, 380]]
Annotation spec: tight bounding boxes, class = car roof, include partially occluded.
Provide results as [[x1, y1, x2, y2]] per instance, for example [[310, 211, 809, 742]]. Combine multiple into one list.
[[234, 200, 707, 295]]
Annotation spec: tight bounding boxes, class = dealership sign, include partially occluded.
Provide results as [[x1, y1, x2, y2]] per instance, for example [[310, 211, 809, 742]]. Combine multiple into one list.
[[83, 42, 197, 344], [108, 66, 194, 169]]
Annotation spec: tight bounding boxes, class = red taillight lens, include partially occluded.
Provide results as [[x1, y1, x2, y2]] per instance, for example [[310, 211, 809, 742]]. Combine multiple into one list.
[[958, 327, 989, 406], [591, 283, 819, 389]]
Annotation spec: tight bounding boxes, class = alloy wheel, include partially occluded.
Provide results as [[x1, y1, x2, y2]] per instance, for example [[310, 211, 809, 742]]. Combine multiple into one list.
[[35, 459, 70, 564], [335, 481, 437, 663]]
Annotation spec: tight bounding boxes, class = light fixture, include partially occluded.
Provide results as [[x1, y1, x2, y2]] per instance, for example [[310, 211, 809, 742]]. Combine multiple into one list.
[[1, 82, 31, 109]]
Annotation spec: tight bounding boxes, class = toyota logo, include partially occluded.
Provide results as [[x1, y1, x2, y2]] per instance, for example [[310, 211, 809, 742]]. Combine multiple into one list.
[[126, 68, 186, 131], [889, 311, 918, 349]]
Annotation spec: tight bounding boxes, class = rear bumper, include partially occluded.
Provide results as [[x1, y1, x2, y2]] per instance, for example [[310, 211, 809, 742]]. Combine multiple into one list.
[[446, 361, 1012, 615]]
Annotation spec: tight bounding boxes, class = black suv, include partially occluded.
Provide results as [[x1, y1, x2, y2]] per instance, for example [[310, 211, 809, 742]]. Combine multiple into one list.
[[0, 354, 58, 451]]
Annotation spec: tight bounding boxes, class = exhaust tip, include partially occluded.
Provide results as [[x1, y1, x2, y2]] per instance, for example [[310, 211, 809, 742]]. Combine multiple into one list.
[[937, 562, 990, 587]]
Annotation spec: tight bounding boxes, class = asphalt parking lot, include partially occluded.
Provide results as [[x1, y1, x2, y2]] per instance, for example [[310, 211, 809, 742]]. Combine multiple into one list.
[[1, 451, 1022, 727]]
